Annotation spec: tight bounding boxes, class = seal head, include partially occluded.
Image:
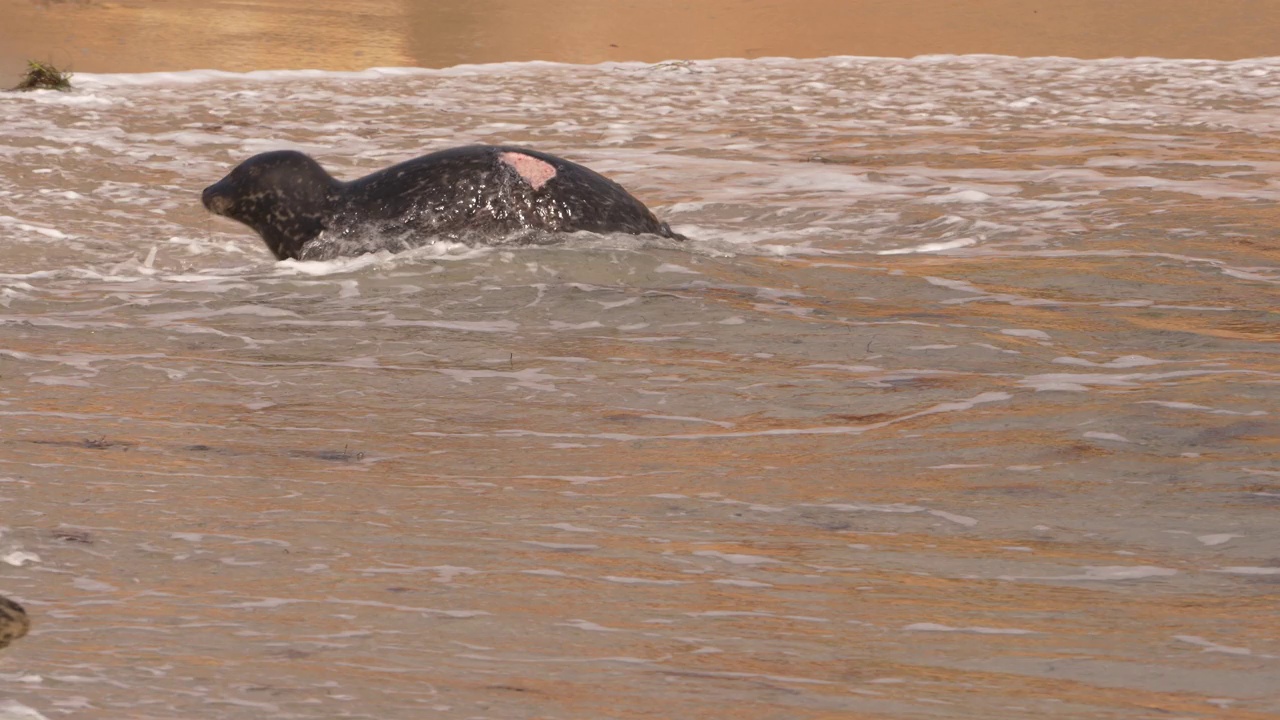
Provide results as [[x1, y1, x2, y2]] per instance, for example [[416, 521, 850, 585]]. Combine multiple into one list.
[[202, 150, 338, 260], [203, 145, 684, 261]]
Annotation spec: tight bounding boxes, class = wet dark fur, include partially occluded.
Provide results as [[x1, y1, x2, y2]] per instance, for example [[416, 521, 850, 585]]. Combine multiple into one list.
[[202, 145, 684, 261], [0, 595, 29, 650]]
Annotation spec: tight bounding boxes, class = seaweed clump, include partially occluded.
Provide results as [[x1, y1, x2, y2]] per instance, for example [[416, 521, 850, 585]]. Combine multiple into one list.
[[0, 595, 29, 650], [13, 60, 73, 91]]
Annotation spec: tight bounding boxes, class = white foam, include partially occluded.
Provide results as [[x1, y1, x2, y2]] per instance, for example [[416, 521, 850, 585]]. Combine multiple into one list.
[[1053, 355, 1166, 368], [1083, 431, 1130, 443], [1173, 635, 1252, 655], [0, 700, 51, 720], [1001, 328, 1051, 340], [806, 502, 976, 528], [71, 66, 446, 88], [559, 619, 624, 632], [919, 190, 993, 203], [416, 391, 1011, 443], [654, 263, 701, 274], [928, 510, 978, 527], [0, 216, 68, 239], [1195, 534, 1241, 546], [1000, 566, 1177, 581], [1212, 566, 1280, 575], [876, 237, 977, 255], [355, 565, 479, 583], [522, 569, 567, 577], [438, 368, 588, 392], [602, 576, 691, 585], [1139, 400, 1267, 416], [522, 541, 599, 551], [713, 579, 773, 588], [692, 550, 780, 565], [640, 414, 736, 428], [542, 523, 598, 533], [376, 317, 518, 333], [904, 623, 1037, 635], [518, 475, 618, 485], [1, 551, 40, 567], [1019, 369, 1240, 393], [71, 577, 118, 592]]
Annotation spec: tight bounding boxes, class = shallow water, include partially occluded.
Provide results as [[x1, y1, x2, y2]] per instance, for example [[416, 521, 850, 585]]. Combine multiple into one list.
[[1, 56, 1278, 719], [6, 0, 1280, 79]]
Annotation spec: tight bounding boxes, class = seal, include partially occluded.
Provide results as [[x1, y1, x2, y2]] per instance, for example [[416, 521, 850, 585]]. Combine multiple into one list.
[[202, 145, 685, 261], [0, 595, 29, 650]]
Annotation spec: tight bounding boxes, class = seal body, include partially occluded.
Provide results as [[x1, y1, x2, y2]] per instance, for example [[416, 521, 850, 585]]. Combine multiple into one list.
[[0, 595, 29, 650], [202, 145, 684, 261]]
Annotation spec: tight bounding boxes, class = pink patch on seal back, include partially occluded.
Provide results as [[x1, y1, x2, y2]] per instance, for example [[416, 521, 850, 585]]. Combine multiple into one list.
[[500, 152, 557, 190]]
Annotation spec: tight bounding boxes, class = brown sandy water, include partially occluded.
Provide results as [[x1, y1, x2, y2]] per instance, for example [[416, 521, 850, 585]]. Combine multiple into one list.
[[0, 11, 1277, 720], [4, 0, 1280, 81]]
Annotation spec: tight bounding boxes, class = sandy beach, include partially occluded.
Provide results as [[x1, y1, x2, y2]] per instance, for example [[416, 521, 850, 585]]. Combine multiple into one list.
[[3, 0, 1280, 81]]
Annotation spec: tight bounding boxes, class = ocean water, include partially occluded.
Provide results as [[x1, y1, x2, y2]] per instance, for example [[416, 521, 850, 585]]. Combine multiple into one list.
[[0, 55, 1277, 719]]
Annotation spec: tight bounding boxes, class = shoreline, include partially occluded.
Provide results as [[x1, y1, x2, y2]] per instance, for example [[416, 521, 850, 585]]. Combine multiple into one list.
[[31, 53, 1280, 92], [4, 0, 1280, 83]]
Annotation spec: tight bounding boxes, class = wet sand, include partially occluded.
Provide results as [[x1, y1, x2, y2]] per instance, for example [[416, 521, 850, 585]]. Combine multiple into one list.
[[3, 0, 1280, 81]]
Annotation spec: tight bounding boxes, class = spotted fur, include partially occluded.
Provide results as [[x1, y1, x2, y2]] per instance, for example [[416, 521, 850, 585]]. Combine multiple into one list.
[[202, 145, 684, 261]]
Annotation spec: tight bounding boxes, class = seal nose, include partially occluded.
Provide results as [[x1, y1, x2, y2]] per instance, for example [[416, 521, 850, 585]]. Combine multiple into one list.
[[201, 184, 233, 215]]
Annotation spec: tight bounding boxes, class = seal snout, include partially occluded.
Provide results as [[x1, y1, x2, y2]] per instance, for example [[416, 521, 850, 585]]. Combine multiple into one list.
[[201, 183, 234, 216]]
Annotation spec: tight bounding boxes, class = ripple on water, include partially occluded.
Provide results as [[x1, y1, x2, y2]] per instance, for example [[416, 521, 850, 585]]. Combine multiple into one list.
[[1, 55, 1279, 719]]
